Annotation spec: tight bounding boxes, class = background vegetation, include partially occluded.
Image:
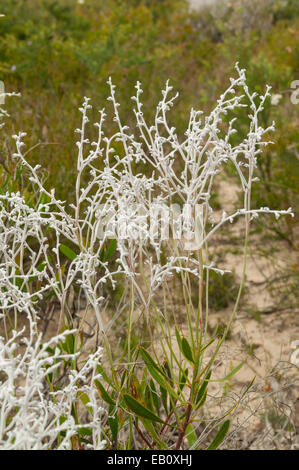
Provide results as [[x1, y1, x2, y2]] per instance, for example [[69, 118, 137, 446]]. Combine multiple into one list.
[[0, 0, 298, 225], [0, 0, 298, 450]]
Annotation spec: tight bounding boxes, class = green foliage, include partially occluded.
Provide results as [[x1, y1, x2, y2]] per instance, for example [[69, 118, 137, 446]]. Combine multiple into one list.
[[59, 243, 77, 261], [91, 327, 247, 450], [196, 11, 299, 244], [207, 419, 230, 450], [1, 1, 297, 248], [0, 0, 192, 200]]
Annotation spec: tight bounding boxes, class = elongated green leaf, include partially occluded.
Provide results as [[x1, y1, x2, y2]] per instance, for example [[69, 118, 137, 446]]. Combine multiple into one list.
[[123, 394, 163, 423], [211, 362, 244, 382], [208, 420, 230, 450], [147, 363, 165, 387], [149, 380, 160, 415], [97, 365, 113, 387], [77, 427, 92, 436], [175, 327, 182, 350], [139, 348, 168, 388], [142, 420, 169, 450], [144, 384, 154, 411], [78, 392, 93, 415], [199, 337, 215, 355], [221, 377, 256, 419], [140, 368, 148, 396], [139, 348, 165, 377], [105, 239, 117, 261], [78, 392, 90, 406], [179, 367, 189, 392], [181, 337, 194, 363], [185, 423, 198, 449], [59, 243, 77, 261], [160, 385, 168, 415], [62, 332, 75, 354], [120, 368, 128, 388], [95, 380, 116, 406], [100, 239, 117, 262], [139, 348, 183, 404], [108, 405, 118, 442], [196, 370, 211, 405]]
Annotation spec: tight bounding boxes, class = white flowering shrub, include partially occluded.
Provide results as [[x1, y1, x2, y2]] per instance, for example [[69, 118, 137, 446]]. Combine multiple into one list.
[[0, 313, 105, 450], [0, 64, 293, 450]]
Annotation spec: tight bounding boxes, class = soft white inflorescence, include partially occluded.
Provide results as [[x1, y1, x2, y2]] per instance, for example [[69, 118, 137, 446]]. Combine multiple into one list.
[[2, 64, 292, 320], [0, 313, 105, 450], [0, 64, 294, 449]]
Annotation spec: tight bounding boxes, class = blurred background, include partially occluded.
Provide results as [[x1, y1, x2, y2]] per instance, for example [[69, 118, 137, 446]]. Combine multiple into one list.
[[0, 0, 298, 288], [0, 0, 297, 208]]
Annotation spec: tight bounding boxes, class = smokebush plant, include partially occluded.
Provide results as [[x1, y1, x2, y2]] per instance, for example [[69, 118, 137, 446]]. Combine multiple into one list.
[[0, 64, 293, 449]]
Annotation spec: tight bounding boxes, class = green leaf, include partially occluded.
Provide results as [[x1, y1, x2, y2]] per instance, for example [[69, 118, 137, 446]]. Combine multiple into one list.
[[104, 239, 117, 261], [59, 243, 77, 261], [139, 348, 167, 388], [77, 426, 92, 436], [123, 394, 163, 423], [108, 405, 118, 442], [62, 331, 75, 354], [181, 337, 194, 363], [175, 327, 182, 350], [199, 337, 216, 355], [144, 384, 154, 411], [185, 423, 198, 449], [160, 385, 168, 415], [179, 367, 189, 392], [97, 365, 113, 387], [207, 419, 230, 450], [145, 362, 162, 386], [211, 362, 244, 382], [142, 420, 169, 450], [196, 370, 211, 405], [78, 391, 93, 415], [37, 262, 46, 272], [140, 368, 148, 396], [28, 262, 47, 283], [78, 392, 90, 407], [149, 380, 160, 415], [120, 368, 128, 388], [95, 380, 116, 406], [139, 348, 182, 404], [100, 239, 117, 262], [139, 348, 165, 376]]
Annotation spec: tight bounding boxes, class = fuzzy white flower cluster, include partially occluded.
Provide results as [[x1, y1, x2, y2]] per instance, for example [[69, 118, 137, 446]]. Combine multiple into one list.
[[0, 191, 60, 317], [0, 65, 294, 449], [0, 313, 105, 450], [0, 64, 293, 328]]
